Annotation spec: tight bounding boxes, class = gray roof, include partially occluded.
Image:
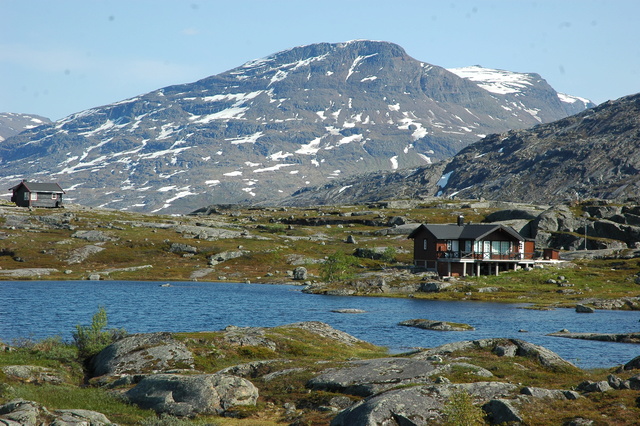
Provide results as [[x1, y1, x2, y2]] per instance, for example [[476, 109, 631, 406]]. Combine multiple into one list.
[[10, 181, 65, 193], [409, 223, 524, 241]]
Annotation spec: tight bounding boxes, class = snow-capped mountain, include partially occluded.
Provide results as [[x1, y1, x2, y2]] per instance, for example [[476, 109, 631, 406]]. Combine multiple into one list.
[[0, 113, 51, 142], [282, 93, 639, 207], [0, 41, 594, 213]]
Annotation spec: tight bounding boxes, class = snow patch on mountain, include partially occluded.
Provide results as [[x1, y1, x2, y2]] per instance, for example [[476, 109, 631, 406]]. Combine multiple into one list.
[[447, 65, 534, 95]]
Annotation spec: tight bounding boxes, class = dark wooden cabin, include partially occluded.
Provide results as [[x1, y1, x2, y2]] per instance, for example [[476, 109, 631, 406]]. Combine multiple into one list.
[[10, 180, 65, 208], [408, 217, 535, 277]]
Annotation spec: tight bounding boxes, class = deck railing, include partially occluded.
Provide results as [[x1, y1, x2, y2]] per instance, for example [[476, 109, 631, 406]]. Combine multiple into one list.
[[435, 250, 535, 261]]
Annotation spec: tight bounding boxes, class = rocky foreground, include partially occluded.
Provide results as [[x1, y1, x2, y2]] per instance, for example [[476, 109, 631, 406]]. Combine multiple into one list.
[[1, 322, 639, 425]]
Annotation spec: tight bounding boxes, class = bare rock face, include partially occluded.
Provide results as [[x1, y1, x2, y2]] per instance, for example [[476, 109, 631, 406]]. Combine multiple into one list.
[[124, 373, 258, 417], [0, 399, 113, 426], [91, 332, 194, 377], [308, 357, 438, 396], [330, 386, 444, 426], [1, 365, 66, 385]]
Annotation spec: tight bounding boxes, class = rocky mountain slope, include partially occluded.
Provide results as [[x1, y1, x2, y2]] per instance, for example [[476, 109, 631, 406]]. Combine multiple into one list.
[[0, 40, 591, 213], [0, 112, 51, 142], [284, 92, 639, 207], [438, 92, 640, 203]]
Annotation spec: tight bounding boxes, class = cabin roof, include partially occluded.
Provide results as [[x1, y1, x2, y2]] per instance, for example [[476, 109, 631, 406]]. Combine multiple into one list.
[[408, 223, 524, 241], [9, 181, 65, 194]]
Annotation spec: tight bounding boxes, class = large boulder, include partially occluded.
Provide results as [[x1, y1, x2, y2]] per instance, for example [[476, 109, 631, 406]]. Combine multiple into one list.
[[91, 332, 194, 377], [330, 381, 517, 426], [330, 386, 444, 426], [124, 373, 258, 417], [307, 357, 437, 396]]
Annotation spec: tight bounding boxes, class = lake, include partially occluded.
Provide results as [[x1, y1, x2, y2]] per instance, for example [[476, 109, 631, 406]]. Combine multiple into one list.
[[0, 280, 638, 369]]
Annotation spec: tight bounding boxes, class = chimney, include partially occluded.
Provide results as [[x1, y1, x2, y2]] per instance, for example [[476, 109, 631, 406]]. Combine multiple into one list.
[[457, 215, 464, 226]]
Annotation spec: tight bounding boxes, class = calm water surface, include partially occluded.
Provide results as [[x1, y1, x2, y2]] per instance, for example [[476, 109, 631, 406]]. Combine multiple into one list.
[[0, 280, 638, 369]]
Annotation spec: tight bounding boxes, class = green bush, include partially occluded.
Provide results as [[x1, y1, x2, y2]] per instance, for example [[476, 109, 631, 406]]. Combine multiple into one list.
[[72, 307, 126, 358], [443, 390, 485, 426], [321, 251, 358, 282]]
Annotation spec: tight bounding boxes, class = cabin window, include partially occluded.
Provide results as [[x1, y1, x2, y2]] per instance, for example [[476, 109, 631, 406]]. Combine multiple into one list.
[[423, 239, 427, 250], [23, 192, 30, 201], [51, 193, 57, 200]]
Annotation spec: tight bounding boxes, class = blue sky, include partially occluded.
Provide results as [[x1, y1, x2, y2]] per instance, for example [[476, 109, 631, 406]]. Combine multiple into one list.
[[2, 0, 639, 121]]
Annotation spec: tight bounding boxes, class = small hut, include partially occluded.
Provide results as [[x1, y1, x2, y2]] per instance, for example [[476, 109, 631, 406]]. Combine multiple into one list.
[[9, 180, 65, 208]]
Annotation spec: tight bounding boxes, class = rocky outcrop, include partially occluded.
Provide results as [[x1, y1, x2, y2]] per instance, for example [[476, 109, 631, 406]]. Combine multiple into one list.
[[414, 338, 577, 371], [308, 358, 439, 396], [124, 373, 258, 417], [399, 318, 475, 331], [547, 331, 640, 344], [0, 399, 112, 426], [1, 365, 66, 385], [91, 332, 194, 377], [330, 386, 444, 425]]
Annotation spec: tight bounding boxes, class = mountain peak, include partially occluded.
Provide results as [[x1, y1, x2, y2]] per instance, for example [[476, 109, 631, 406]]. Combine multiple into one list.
[[0, 41, 593, 213]]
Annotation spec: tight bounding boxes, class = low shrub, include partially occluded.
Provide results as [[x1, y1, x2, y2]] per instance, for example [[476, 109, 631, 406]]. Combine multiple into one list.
[[72, 307, 126, 358]]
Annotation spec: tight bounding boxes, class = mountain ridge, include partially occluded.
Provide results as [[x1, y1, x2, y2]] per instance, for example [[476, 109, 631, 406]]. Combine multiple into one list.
[[0, 40, 593, 213], [280, 92, 639, 207]]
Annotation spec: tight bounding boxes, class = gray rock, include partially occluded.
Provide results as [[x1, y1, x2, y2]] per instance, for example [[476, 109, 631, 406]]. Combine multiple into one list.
[[71, 230, 117, 242], [221, 326, 277, 351], [331, 309, 366, 314], [66, 245, 105, 264], [308, 357, 438, 396], [399, 318, 475, 331], [625, 374, 640, 390], [482, 399, 523, 425], [330, 386, 444, 426], [575, 304, 595, 313], [576, 380, 612, 393], [418, 282, 451, 292], [91, 332, 194, 377], [565, 418, 594, 426], [208, 250, 247, 266], [520, 386, 577, 400], [478, 287, 500, 293], [623, 355, 640, 370], [217, 360, 288, 378], [293, 266, 308, 280], [0, 399, 40, 426], [51, 409, 112, 425], [1, 365, 65, 384], [124, 373, 258, 417], [493, 344, 517, 357], [607, 374, 625, 390], [169, 243, 198, 254], [345, 235, 357, 244], [415, 338, 576, 371]]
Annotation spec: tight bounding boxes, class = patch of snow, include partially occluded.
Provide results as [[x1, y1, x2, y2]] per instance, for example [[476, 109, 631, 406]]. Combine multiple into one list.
[[417, 153, 432, 163], [205, 180, 221, 186], [267, 151, 293, 161], [338, 185, 353, 193], [388, 103, 400, 111], [337, 134, 363, 146], [346, 53, 378, 81], [390, 156, 398, 170], [448, 65, 533, 95], [296, 137, 322, 155], [361, 76, 378, 82], [253, 164, 295, 173], [226, 131, 264, 145], [224, 171, 243, 177]]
